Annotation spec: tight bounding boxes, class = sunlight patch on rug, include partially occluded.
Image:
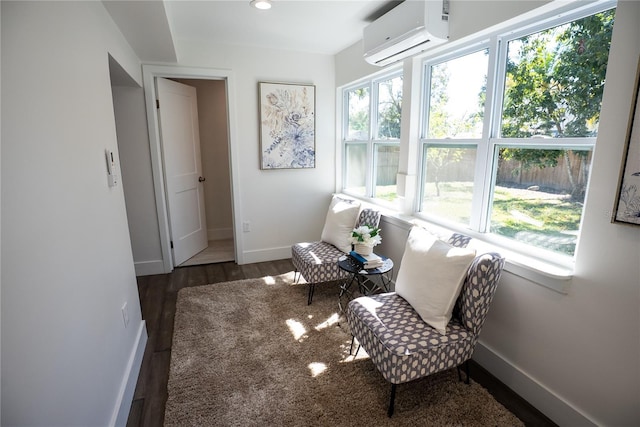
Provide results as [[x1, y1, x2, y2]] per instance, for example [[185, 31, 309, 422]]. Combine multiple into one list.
[[315, 312, 340, 330], [285, 318, 307, 341], [308, 362, 328, 377], [262, 275, 276, 285]]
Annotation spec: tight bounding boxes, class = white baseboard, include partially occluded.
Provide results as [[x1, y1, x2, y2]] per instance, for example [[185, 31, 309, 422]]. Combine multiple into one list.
[[473, 341, 597, 427], [134, 260, 165, 276], [240, 245, 292, 265], [110, 321, 148, 427], [207, 227, 233, 241]]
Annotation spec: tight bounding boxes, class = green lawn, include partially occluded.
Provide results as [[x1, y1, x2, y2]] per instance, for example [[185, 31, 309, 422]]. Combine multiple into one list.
[[423, 182, 583, 255], [354, 182, 583, 255], [491, 187, 581, 255]]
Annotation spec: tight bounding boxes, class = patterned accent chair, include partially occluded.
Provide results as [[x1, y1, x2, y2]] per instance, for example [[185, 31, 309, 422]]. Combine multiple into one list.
[[346, 234, 505, 416], [292, 208, 380, 305]]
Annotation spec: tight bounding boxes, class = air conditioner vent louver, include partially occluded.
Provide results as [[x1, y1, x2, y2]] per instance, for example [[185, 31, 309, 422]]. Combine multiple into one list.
[[373, 39, 432, 65], [363, 0, 449, 67]]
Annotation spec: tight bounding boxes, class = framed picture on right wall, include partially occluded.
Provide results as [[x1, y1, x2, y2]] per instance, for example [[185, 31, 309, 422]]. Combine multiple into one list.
[[613, 57, 640, 226]]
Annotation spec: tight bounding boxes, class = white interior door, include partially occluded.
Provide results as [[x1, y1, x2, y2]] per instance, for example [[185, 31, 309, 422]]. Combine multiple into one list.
[[156, 77, 208, 266]]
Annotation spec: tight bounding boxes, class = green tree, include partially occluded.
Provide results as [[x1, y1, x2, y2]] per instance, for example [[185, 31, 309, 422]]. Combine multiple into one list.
[[500, 9, 615, 199], [428, 62, 484, 138], [348, 88, 369, 138], [426, 62, 481, 196], [377, 77, 402, 139], [427, 147, 465, 197]]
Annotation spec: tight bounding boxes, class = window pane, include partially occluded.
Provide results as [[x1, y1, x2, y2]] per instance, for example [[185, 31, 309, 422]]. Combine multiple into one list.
[[490, 147, 592, 255], [347, 87, 370, 140], [376, 76, 403, 140], [344, 143, 366, 196], [427, 49, 488, 139], [374, 144, 399, 202], [501, 9, 614, 138], [420, 145, 477, 225]]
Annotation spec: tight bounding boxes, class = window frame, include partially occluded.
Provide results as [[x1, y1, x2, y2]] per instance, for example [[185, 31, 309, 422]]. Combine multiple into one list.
[[414, 2, 613, 264], [418, 42, 494, 231], [341, 68, 403, 203]]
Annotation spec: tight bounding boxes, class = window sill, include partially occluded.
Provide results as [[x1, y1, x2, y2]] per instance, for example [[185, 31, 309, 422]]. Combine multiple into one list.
[[405, 214, 573, 294], [338, 195, 573, 295], [500, 251, 572, 294]]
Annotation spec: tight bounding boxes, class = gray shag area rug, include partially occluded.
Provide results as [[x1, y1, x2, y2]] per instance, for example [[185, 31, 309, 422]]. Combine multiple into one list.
[[164, 272, 523, 426]]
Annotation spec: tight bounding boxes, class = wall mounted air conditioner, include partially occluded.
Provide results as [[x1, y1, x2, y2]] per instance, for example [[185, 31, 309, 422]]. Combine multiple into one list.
[[363, 0, 449, 66]]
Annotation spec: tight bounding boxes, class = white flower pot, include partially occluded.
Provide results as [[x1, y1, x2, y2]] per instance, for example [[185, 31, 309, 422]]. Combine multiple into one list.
[[354, 243, 373, 256]]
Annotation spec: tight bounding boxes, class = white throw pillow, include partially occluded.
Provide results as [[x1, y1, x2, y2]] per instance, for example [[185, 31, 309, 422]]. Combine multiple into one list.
[[395, 227, 476, 335], [320, 196, 361, 253]]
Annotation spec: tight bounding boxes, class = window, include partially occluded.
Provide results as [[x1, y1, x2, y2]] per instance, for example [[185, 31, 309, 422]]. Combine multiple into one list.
[[421, 48, 489, 227], [344, 86, 370, 197], [418, 6, 615, 258], [421, 144, 478, 225], [490, 146, 594, 255], [343, 72, 403, 202], [427, 49, 489, 139]]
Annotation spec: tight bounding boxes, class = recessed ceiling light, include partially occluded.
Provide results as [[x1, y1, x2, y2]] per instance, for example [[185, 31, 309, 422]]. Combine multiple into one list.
[[250, 0, 272, 10]]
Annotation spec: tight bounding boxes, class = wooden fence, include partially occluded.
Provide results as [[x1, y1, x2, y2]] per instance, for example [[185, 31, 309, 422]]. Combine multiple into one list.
[[375, 146, 400, 185], [374, 147, 590, 196], [496, 150, 591, 196]]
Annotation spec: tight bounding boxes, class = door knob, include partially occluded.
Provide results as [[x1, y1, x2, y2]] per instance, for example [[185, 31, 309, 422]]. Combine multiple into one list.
[[198, 176, 206, 182]]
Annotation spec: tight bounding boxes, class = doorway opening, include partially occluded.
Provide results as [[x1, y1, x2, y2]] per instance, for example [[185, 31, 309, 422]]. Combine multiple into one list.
[[143, 65, 243, 273], [171, 78, 235, 267], [177, 238, 234, 266]]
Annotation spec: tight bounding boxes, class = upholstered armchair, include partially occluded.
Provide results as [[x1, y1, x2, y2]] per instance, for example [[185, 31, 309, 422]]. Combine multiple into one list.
[[346, 228, 505, 416], [292, 196, 380, 304]]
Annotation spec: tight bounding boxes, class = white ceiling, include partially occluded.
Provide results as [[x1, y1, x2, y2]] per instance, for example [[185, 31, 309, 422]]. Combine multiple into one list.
[[104, 0, 403, 63]]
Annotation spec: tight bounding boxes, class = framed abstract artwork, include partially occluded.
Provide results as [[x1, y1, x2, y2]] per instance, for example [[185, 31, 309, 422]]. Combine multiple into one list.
[[258, 82, 315, 169], [613, 57, 640, 226]]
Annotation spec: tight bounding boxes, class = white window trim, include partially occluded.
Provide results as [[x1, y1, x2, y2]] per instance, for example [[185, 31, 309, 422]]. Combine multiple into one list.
[[337, 0, 616, 293], [338, 197, 573, 294], [341, 68, 402, 202], [414, 2, 613, 270]]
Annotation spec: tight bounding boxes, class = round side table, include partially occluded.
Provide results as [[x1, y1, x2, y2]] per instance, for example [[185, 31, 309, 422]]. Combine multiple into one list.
[[337, 254, 394, 312]]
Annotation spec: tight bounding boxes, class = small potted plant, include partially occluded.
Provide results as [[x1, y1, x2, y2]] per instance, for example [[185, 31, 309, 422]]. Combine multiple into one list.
[[350, 224, 382, 256]]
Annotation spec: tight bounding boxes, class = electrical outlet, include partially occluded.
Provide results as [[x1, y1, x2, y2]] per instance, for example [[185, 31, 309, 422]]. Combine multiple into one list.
[[243, 221, 251, 232], [121, 302, 129, 328]]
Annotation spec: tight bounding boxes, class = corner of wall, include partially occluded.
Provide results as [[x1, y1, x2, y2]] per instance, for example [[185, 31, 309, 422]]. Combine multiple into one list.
[[473, 341, 597, 427], [110, 321, 147, 427]]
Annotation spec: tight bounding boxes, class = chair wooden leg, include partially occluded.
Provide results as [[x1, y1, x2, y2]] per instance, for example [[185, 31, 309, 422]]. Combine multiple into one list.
[[387, 383, 396, 417]]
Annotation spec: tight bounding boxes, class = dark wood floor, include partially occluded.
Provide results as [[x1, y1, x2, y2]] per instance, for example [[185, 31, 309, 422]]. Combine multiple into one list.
[[126, 260, 557, 427]]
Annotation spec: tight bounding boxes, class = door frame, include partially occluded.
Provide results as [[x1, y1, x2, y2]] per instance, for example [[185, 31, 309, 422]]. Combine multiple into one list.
[[142, 65, 243, 272]]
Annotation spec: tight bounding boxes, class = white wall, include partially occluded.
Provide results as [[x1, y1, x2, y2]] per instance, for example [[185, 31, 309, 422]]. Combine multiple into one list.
[[157, 42, 338, 264], [0, 3, 3, 423], [1, 1, 146, 425], [131, 2, 539, 271], [335, 0, 551, 87], [122, 43, 335, 271], [116, 77, 234, 274], [336, 1, 640, 425], [112, 85, 165, 276]]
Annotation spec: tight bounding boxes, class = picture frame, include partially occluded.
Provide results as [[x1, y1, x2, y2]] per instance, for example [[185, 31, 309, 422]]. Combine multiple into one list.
[[613, 57, 640, 225], [258, 82, 316, 170]]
